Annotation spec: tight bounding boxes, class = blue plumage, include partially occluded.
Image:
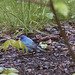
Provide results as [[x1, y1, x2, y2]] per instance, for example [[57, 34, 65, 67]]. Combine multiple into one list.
[[20, 35, 46, 53]]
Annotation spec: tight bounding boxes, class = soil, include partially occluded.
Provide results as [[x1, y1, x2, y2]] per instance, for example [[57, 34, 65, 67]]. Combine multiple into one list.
[[0, 22, 75, 75]]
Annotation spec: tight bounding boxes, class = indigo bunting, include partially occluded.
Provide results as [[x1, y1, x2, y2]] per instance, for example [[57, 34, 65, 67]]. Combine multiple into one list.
[[20, 35, 46, 53]]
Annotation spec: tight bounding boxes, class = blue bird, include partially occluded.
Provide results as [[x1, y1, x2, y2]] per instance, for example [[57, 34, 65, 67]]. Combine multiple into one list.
[[20, 35, 46, 53]]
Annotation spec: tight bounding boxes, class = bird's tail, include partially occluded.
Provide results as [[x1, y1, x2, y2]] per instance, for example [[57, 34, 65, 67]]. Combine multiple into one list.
[[37, 46, 46, 52]]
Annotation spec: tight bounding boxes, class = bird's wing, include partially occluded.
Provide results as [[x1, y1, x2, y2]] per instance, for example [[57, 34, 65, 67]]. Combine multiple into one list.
[[22, 38, 37, 49], [26, 41, 37, 49]]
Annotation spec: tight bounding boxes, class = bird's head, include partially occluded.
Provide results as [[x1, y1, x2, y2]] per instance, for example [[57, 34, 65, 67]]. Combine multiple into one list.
[[20, 35, 27, 41], [20, 35, 33, 43]]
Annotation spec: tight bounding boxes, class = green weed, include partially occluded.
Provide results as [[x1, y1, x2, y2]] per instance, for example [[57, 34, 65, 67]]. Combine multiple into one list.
[[0, 0, 74, 34]]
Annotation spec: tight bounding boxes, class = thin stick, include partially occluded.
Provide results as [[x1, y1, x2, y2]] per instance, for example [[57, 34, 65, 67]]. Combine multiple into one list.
[[17, 0, 50, 6]]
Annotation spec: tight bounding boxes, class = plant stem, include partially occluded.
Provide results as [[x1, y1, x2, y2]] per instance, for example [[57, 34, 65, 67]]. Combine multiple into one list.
[[49, 0, 75, 62]]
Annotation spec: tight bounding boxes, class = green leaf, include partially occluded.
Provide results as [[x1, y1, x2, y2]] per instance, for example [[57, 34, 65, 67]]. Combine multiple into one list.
[[8, 73, 18, 75], [40, 44, 47, 49], [72, 73, 75, 75], [0, 40, 10, 52], [3, 68, 19, 75], [14, 41, 20, 51], [54, 2, 69, 16], [3, 68, 10, 74], [0, 67, 3, 73], [18, 40, 28, 53], [10, 40, 17, 48], [46, 13, 54, 19], [10, 40, 20, 51], [0, 39, 28, 53], [9, 68, 19, 73]]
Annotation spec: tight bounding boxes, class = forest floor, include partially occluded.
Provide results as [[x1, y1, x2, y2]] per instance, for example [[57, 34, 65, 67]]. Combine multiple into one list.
[[0, 22, 75, 75]]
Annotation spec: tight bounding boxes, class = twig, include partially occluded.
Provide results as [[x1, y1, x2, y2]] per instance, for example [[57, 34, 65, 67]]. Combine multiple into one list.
[[17, 0, 50, 6]]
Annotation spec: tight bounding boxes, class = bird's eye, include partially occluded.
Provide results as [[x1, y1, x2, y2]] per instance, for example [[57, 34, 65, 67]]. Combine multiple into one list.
[[21, 37, 23, 39]]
